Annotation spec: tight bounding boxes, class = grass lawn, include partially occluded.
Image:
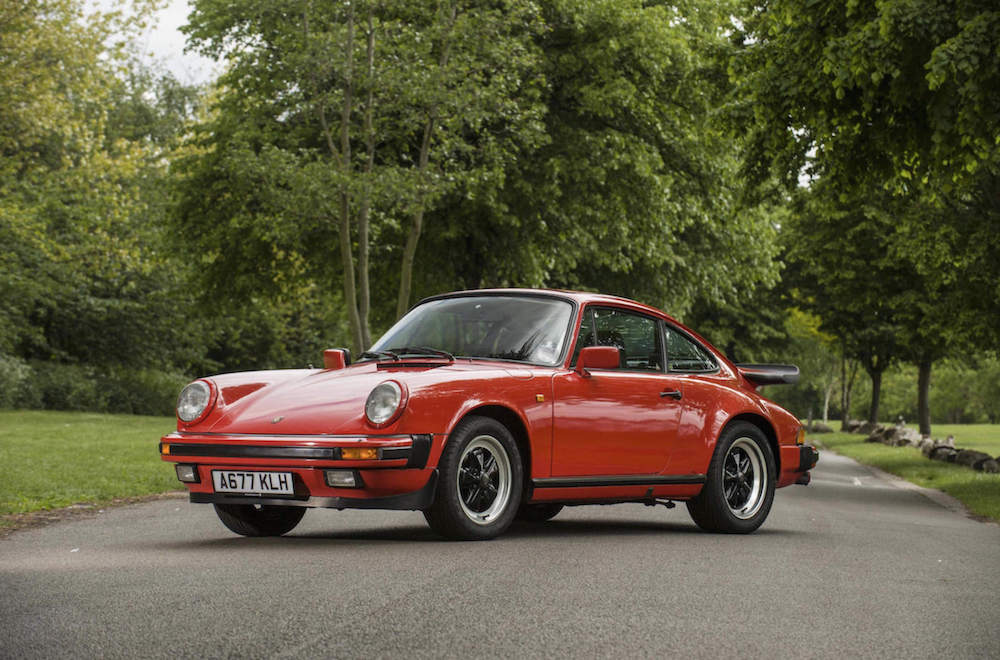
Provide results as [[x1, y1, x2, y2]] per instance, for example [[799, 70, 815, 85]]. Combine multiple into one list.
[[0, 410, 178, 526], [815, 431, 1000, 523]]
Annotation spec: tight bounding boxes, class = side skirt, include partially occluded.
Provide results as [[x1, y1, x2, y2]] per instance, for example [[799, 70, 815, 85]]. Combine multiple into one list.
[[532, 474, 705, 489]]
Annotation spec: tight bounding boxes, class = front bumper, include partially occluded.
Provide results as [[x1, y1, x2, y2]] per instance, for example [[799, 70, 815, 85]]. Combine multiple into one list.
[[160, 432, 443, 509], [160, 432, 434, 468], [189, 470, 438, 511]]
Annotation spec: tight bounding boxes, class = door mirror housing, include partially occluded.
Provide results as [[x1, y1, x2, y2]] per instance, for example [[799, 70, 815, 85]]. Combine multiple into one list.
[[575, 346, 620, 377], [323, 348, 352, 370]]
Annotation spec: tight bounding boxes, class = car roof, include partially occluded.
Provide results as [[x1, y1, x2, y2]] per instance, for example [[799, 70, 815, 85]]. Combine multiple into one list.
[[419, 288, 678, 323], [416, 287, 735, 376]]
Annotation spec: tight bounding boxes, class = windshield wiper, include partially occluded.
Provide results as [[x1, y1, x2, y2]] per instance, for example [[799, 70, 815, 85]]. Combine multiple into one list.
[[387, 346, 455, 361], [358, 349, 400, 361]]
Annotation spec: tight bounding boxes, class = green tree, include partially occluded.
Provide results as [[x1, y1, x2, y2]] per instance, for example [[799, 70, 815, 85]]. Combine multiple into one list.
[[178, 0, 785, 354], [405, 0, 783, 319], [741, 0, 1000, 432], [782, 185, 907, 424], [180, 0, 547, 354], [0, 0, 205, 408]]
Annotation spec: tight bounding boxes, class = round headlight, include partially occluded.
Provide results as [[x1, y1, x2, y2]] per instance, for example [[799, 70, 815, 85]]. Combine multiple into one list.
[[365, 381, 405, 427], [177, 380, 214, 423]]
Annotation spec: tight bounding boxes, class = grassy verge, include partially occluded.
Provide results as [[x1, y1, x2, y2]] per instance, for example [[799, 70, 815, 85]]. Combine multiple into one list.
[[0, 410, 178, 528], [816, 431, 1000, 523]]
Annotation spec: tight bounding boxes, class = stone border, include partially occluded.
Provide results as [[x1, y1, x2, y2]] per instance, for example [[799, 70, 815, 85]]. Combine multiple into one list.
[[845, 420, 1000, 474]]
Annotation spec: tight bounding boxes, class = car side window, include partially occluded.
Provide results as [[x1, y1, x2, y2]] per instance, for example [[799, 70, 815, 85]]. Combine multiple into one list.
[[664, 325, 717, 372], [586, 308, 662, 371]]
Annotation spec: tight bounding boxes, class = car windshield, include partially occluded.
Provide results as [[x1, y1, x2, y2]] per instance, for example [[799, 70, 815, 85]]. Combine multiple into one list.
[[367, 295, 575, 366]]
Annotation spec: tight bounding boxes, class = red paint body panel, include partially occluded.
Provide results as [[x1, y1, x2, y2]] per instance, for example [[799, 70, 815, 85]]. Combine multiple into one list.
[[161, 288, 815, 515], [551, 370, 683, 476]]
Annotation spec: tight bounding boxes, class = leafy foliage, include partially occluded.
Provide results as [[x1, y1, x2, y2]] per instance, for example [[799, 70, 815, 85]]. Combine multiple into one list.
[[3, 0, 998, 425], [740, 0, 1000, 429], [421, 0, 782, 319], [176, 0, 783, 351], [0, 1, 203, 371]]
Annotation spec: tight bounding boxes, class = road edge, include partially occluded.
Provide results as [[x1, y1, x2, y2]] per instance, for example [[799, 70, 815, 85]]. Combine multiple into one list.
[[1, 491, 187, 539], [819, 445, 999, 526]]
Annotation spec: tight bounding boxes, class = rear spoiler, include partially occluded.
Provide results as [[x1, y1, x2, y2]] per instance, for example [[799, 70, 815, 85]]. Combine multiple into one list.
[[735, 364, 800, 387]]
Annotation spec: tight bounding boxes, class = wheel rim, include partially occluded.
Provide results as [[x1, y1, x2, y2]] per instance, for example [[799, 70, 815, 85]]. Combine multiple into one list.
[[723, 437, 767, 519], [457, 434, 512, 526]]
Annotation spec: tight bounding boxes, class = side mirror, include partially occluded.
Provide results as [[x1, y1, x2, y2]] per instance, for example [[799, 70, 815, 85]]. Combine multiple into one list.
[[575, 346, 620, 377], [323, 348, 352, 370]]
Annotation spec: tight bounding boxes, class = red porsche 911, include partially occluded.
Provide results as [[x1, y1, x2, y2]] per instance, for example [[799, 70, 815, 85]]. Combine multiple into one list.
[[160, 289, 817, 540]]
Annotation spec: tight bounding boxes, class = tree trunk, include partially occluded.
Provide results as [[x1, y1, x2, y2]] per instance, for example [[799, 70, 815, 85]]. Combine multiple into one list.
[[395, 3, 458, 320], [336, 3, 364, 355], [868, 369, 883, 424], [839, 352, 858, 430], [840, 355, 848, 430], [395, 123, 433, 320], [305, 2, 364, 354], [822, 378, 834, 424], [357, 7, 376, 350], [917, 358, 932, 436]]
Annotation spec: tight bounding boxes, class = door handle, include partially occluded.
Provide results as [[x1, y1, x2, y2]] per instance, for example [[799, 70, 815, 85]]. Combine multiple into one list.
[[660, 390, 682, 400]]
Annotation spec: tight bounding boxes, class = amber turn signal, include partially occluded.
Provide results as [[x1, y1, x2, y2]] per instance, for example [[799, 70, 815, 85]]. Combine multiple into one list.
[[796, 427, 806, 445], [161, 443, 170, 455], [341, 447, 378, 460]]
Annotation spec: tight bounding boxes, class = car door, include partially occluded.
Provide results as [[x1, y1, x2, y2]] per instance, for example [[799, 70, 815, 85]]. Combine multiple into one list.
[[660, 323, 726, 475], [550, 306, 685, 477]]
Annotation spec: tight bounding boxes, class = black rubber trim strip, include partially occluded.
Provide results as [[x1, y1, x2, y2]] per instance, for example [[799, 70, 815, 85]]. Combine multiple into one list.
[[173, 432, 413, 438], [165, 443, 342, 460], [735, 363, 800, 386], [190, 470, 438, 511], [405, 434, 433, 469], [797, 445, 819, 472], [165, 440, 426, 464], [532, 474, 705, 489]]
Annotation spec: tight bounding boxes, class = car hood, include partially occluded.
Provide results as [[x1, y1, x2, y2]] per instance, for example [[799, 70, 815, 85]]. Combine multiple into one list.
[[197, 360, 535, 435]]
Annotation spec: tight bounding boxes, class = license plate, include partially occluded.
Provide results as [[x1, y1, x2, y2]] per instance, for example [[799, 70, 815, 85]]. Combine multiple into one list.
[[212, 470, 294, 495]]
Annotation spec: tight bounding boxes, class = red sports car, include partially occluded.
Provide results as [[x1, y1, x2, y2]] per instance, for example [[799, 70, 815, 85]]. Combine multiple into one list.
[[160, 289, 817, 540]]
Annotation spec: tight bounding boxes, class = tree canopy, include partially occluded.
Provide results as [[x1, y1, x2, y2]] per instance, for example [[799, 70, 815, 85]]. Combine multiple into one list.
[[175, 0, 784, 355], [3, 0, 998, 426]]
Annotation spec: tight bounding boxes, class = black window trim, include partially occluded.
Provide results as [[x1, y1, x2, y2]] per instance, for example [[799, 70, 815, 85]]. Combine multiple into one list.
[[571, 304, 668, 374], [662, 321, 720, 374]]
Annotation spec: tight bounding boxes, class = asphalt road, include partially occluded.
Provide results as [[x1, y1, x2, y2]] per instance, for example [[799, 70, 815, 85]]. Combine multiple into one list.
[[2, 451, 999, 659]]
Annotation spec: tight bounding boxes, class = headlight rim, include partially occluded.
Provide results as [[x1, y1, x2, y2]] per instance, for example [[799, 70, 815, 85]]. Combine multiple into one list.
[[364, 380, 408, 428], [176, 379, 217, 425]]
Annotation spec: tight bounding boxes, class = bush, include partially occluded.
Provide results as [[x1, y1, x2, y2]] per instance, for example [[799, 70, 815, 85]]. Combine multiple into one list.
[[0, 354, 40, 408], [7, 361, 189, 416], [31, 362, 108, 411], [102, 367, 189, 416]]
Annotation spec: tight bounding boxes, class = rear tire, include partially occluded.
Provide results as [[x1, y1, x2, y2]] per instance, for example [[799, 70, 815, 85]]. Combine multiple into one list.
[[516, 503, 563, 522], [687, 422, 775, 534], [423, 416, 523, 540], [214, 503, 306, 537]]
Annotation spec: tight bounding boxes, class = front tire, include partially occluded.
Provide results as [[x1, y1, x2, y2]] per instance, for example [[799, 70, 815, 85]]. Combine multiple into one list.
[[424, 416, 523, 540], [214, 503, 306, 537], [687, 422, 775, 533]]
